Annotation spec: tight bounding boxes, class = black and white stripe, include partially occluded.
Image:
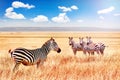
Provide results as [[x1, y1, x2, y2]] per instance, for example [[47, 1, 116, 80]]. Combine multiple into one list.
[[95, 43, 106, 55], [79, 37, 99, 55], [68, 37, 82, 55], [9, 38, 61, 72], [86, 36, 106, 55]]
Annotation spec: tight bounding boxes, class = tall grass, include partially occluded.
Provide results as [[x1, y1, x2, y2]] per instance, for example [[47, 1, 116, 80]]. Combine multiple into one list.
[[0, 54, 120, 80], [0, 32, 120, 80]]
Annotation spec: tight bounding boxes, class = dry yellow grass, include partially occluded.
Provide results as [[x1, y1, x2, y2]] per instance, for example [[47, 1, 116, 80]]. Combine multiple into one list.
[[0, 32, 120, 80]]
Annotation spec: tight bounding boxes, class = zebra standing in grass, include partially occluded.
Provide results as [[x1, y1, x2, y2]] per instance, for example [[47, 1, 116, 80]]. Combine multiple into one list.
[[9, 38, 61, 72], [79, 37, 99, 55], [86, 36, 106, 55], [95, 43, 106, 55], [68, 37, 82, 55]]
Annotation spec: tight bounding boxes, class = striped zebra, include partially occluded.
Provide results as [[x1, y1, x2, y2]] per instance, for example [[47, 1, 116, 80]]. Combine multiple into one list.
[[94, 43, 106, 55], [86, 36, 106, 55], [9, 38, 61, 72], [68, 37, 82, 55], [86, 36, 93, 45], [79, 37, 99, 55]]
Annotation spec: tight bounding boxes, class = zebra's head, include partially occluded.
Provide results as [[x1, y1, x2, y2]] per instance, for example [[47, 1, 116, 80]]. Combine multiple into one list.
[[86, 36, 93, 45], [79, 37, 84, 46], [49, 37, 61, 53], [68, 37, 74, 46]]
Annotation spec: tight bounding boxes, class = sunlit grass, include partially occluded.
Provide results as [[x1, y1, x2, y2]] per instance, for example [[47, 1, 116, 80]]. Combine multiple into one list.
[[0, 32, 120, 80]]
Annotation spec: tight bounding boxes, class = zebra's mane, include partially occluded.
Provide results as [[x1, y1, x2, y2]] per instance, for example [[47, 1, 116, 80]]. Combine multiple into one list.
[[42, 40, 50, 47], [41, 38, 55, 47]]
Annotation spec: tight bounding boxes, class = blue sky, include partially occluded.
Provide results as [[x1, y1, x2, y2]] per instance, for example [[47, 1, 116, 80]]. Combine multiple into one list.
[[0, 0, 120, 29]]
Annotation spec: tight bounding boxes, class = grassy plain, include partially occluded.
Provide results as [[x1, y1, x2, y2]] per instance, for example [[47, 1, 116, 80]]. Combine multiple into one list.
[[0, 32, 120, 80]]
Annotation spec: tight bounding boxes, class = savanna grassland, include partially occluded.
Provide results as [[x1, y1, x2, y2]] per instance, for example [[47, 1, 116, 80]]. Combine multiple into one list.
[[0, 32, 120, 80]]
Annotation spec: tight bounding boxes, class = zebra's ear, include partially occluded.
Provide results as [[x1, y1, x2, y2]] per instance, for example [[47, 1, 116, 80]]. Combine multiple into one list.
[[50, 37, 55, 41]]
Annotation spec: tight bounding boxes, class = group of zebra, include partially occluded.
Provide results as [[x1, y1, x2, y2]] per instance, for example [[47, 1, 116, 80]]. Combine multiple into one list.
[[69, 36, 106, 56], [9, 37, 106, 72]]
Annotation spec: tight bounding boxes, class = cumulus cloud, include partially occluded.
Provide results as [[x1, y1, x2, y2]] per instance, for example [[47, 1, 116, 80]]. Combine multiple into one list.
[[5, 7, 13, 13], [58, 6, 71, 12], [52, 13, 70, 23], [12, 1, 35, 9], [58, 5, 78, 12], [97, 6, 115, 14], [5, 1, 35, 19], [31, 15, 48, 22], [5, 7, 25, 19], [71, 5, 78, 10]]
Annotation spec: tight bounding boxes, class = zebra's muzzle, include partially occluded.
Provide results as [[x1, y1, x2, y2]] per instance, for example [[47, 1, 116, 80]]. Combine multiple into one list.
[[57, 48, 61, 53], [87, 43, 89, 45], [80, 43, 83, 46]]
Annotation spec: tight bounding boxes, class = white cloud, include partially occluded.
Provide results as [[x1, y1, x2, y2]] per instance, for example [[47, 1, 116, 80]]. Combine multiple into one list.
[[5, 1, 34, 19], [97, 6, 115, 14], [99, 16, 104, 20], [5, 7, 13, 12], [77, 19, 84, 23], [31, 15, 48, 22], [113, 13, 120, 16], [58, 6, 71, 12], [5, 7, 25, 19], [58, 5, 78, 12], [12, 1, 35, 9], [71, 5, 78, 10], [52, 13, 70, 23]]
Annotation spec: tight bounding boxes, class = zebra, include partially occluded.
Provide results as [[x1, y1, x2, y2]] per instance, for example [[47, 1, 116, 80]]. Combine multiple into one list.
[[86, 36, 93, 45], [86, 36, 106, 55], [9, 38, 61, 72], [79, 37, 99, 55], [68, 37, 82, 55], [93, 42, 106, 55]]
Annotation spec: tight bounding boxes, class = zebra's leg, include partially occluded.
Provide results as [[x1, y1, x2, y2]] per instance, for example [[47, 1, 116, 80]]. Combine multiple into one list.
[[97, 50, 100, 55], [83, 50, 86, 55], [88, 51, 90, 56], [100, 50, 104, 55], [73, 49, 76, 56], [13, 62, 21, 72], [96, 50, 99, 55], [91, 52, 94, 55], [99, 49, 103, 55], [37, 60, 41, 68], [37, 59, 45, 68]]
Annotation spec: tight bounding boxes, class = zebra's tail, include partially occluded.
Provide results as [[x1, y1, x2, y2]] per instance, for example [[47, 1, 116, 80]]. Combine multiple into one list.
[[104, 45, 108, 47], [8, 49, 13, 57], [101, 44, 108, 47]]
